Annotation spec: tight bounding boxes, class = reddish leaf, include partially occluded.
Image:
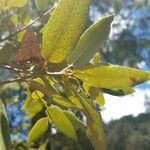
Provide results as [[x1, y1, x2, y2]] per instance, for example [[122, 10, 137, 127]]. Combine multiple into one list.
[[16, 29, 43, 63]]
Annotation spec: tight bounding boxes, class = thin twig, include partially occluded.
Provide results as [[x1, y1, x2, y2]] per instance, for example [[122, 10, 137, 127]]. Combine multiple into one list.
[[0, 76, 31, 85], [0, 7, 55, 43], [0, 65, 25, 73]]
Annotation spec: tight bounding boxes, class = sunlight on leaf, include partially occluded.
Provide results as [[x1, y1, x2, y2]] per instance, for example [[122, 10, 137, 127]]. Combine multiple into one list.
[[52, 95, 74, 108], [23, 89, 43, 117], [32, 90, 44, 100], [63, 110, 86, 130], [42, 0, 91, 63], [68, 14, 114, 68], [46, 105, 77, 140], [27, 117, 49, 142], [74, 64, 150, 89], [75, 91, 105, 150], [6, 0, 27, 8], [83, 83, 105, 106]]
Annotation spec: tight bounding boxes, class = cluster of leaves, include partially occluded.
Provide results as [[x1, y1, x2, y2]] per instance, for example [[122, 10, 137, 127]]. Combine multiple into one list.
[[0, 0, 150, 150], [12, 113, 150, 150]]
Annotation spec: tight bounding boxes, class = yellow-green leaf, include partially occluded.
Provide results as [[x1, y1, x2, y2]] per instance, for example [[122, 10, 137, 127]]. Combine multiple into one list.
[[83, 83, 105, 106], [6, 0, 27, 8], [42, 0, 91, 63], [0, 0, 5, 9], [35, 0, 48, 11], [68, 14, 114, 68], [27, 117, 49, 142], [74, 64, 150, 89], [41, 77, 58, 95], [74, 90, 105, 150], [95, 91, 105, 106], [17, 30, 26, 41], [46, 105, 77, 140], [53, 95, 74, 108], [63, 110, 86, 130], [10, 15, 18, 25], [69, 96, 83, 109], [32, 90, 44, 99], [92, 52, 101, 64], [29, 81, 51, 97], [23, 89, 43, 117]]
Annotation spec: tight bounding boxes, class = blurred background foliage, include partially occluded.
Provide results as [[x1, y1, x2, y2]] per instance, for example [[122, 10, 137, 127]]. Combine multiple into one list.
[[0, 0, 150, 149]]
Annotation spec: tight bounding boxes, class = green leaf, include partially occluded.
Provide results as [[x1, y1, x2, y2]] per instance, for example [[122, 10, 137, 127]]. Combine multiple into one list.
[[0, 99, 11, 150], [46, 105, 77, 140], [63, 110, 86, 130], [0, 0, 5, 9], [101, 87, 135, 96], [95, 91, 105, 106], [17, 4, 30, 25], [52, 95, 74, 108], [6, 0, 27, 8], [23, 89, 43, 117], [41, 77, 58, 95], [69, 96, 83, 109], [29, 81, 51, 97], [83, 83, 105, 106], [27, 117, 49, 142], [74, 64, 150, 89], [32, 90, 44, 99], [35, 0, 49, 11], [68, 14, 114, 68], [92, 52, 101, 64], [42, 0, 91, 63], [75, 91, 105, 150], [10, 15, 18, 25]]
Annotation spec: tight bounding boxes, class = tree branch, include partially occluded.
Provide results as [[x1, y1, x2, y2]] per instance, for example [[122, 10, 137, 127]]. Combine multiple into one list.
[[0, 76, 32, 85], [0, 65, 24, 73], [0, 7, 55, 43]]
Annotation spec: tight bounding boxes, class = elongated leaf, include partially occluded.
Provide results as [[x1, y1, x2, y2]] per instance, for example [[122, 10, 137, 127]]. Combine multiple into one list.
[[35, 0, 49, 11], [42, 0, 91, 63], [69, 96, 83, 109], [53, 95, 74, 108], [27, 117, 49, 142], [6, 0, 27, 8], [41, 77, 58, 95], [63, 110, 86, 130], [0, 99, 11, 150], [74, 91, 105, 150], [46, 105, 77, 140], [68, 14, 114, 68], [74, 64, 150, 89], [101, 87, 135, 96], [29, 81, 52, 97]]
